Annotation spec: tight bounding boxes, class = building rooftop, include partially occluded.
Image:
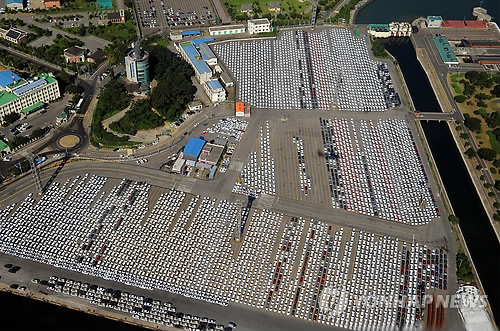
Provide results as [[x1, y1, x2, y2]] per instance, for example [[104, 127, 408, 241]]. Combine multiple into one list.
[[64, 46, 85, 57], [89, 49, 106, 61], [269, 1, 281, 9], [208, 79, 223, 91], [181, 30, 201, 36], [6, 0, 23, 3], [184, 137, 206, 159], [0, 139, 9, 152], [241, 3, 253, 11], [0, 70, 21, 88], [220, 71, 232, 84], [21, 101, 44, 113], [0, 91, 17, 106], [5, 28, 26, 40], [209, 25, 245, 32], [369, 24, 390, 32], [427, 16, 443, 20], [13, 77, 50, 96], [191, 38, 215, 48], [199, 43, 216, 59], [433, 35, 459, 64], [248, 18, 270, 25], [180, 42, 211, 74]]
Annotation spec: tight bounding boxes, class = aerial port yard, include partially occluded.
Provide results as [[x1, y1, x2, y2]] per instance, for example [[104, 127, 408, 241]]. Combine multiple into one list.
[[3, 2, 500, 328]]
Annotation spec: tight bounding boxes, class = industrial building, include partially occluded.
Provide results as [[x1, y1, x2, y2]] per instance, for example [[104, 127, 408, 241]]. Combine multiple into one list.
[[183, 138, 206, 161], [209, 25, 245, 36], [170, 31, 183, 41], [433, 35, 459, 64], [461, 40, 500, 49], [248, 18, 271, 34], [64, 46, 86, 63], [426, 16, 443, 28], [235, 101, 250, 117], [0, 72, 60, 120], [178, 42, 212, 84], [368, 22, 411, 38], [203, 80, 226, 103], [220, 72, 234, 87], [198, 143, 224, 166], [441, 20, 487, 29], [199, 43, 217, 66], [125, 43, 150, 90]]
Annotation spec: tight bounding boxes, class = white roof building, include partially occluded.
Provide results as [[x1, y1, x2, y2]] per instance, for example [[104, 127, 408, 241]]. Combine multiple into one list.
[[209, 25, 245, 36], [248, 18, 271, 34]]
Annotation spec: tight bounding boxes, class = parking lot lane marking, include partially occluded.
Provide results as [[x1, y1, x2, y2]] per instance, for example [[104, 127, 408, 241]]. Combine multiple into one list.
[[304, 119, 320, 206], [275, 120, 286, 198], [288, 119, 301, 201]]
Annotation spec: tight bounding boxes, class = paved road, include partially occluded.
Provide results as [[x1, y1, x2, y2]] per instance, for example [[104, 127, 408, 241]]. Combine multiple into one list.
[[15, 16, 111, 52], [0, 44, 73, 74]]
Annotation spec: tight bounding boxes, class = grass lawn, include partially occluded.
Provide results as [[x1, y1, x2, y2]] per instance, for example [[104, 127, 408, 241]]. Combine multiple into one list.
[[63, 20, 137, 43], [449, 73, 500, 180], [155, 38, 170, 47], [226, 0, 311, 16]]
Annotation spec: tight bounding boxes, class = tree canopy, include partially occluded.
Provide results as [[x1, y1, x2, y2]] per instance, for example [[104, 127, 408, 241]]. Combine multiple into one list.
[[477, 147, 497, 161], [144, 43, 194, 122]]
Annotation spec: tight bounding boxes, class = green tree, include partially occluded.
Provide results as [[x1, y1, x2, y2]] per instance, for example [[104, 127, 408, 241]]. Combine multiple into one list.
[[464, 115, 481, 133], [492, 85, 500, 98], [465, 148, 477, 158], [454, 95, 467, 103], [478, 148, 497, 161]]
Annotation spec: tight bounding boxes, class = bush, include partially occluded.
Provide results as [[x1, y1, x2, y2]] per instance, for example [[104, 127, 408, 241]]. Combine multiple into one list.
[[495, 180, 500, 191], [491, 167, 498, 174], [448, 215, 460, 224], [456, 251, 474, 282], [1, 112, 20, 126], [454, 95, 467, 103]]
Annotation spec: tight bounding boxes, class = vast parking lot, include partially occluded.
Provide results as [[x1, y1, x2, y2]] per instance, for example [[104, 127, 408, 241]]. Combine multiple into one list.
[[232, 116, 439, 225], [212, 29, 401, 111], [0, 173, 448, 329], [136, 0, 217, 30]]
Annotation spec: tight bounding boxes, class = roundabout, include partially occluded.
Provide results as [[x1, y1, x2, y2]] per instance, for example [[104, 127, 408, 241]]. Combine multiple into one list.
[[56, 133, 82, 150]]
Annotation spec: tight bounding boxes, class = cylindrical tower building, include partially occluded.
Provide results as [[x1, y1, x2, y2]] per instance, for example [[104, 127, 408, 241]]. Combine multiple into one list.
[[125, 43, 150, 90]]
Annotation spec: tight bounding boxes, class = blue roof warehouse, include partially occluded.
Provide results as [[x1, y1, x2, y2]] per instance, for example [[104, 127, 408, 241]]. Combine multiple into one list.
[[183, 137, 206, 161]]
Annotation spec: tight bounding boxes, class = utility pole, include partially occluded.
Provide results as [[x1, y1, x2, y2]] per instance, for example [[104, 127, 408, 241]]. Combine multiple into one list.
[[26, 154, 42, 194], [234, 199, 242, 241]]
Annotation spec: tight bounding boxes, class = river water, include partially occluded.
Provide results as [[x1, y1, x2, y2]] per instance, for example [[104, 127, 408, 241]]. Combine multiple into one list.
[[384, 41, 500, 323], [356, 0, 499, 24]]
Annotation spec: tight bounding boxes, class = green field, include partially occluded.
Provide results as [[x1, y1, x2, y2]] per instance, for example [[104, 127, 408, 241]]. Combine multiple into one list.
[[226, 0, 311, 16], [62, 20, 137, 43]]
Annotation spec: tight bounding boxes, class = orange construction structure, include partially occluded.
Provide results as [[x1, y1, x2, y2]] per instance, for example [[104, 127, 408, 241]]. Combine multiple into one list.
[[236, 101, 245, 117]]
